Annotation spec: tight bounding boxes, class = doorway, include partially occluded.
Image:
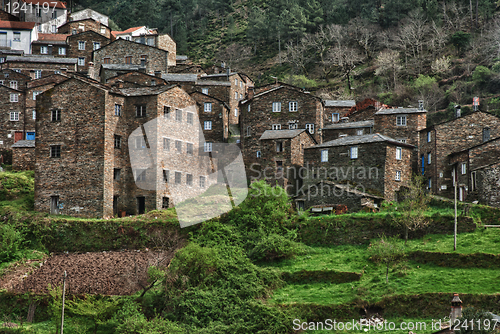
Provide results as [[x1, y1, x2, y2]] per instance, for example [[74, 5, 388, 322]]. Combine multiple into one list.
[[137, 196, 145, 214], [50, 196, 59, 214]]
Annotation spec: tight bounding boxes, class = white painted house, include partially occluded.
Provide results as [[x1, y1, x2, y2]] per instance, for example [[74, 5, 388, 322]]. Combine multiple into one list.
[[0, 21, 37, 54]]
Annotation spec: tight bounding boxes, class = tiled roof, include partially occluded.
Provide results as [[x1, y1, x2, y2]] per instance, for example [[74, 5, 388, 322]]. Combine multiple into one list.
[[11, 140, 35, 148], [23, 0, 66, 8], [259, 129, 306, 140], [323, 120, 374, 130], [162, 73, 198, 82], [5, 56, 77, 64], [309, 133, 414, 149], [375, 107, 426, 115], [324, 100, 356, 107], [0, 21, 35, 30], [119, 85, 175, 96], [111, 26, 144, 37], [36, 33, 70, 41]]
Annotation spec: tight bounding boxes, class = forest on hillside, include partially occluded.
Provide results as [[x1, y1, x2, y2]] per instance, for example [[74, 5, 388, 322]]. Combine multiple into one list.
[[73, 0, 500, 119]]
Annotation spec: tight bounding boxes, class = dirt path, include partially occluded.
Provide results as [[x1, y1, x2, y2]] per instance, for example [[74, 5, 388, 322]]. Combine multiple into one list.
[[6, 250, 174, 295]]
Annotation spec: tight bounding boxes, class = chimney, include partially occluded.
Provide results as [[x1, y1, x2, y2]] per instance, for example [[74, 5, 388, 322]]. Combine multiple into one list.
[[450, 293, 462, 324], [154, 71, 161, 77], [473, 97, 479, 111], [455, 105, 461, 118], [418, 100, 424, 111], [247, 86, 254, 99]]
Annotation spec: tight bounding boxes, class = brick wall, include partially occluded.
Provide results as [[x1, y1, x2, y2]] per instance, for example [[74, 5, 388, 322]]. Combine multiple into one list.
[[67, 31, 110, 73]]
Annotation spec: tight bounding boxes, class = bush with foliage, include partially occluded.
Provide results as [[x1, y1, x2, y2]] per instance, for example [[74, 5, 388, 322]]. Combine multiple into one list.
[[0, 224, 24, 262], [456, 307, 495, 334], [472, 66, 492, 86], [249, 233, 307, 261]]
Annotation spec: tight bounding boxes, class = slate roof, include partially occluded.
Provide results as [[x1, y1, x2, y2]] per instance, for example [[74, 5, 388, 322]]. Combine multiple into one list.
[[309, 133, 415, 149], [295, 180, 384, 200], [11, 140, 35, 148], [259, 129, 307, 140], [196, 80, 231, 86], [375, 107, 426, 115], [5, 56, 77, 64], [119, 85, 176, 96], [162, 73, 198, 82], [176, 55, 188, 60], [323, 120, 374, 130], [324, 100, 356, 107], [101, 64, 145, 71]]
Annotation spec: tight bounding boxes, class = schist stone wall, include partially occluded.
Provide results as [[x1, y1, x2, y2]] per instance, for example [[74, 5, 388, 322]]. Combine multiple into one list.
[[241, 86, 324, 174], [12, 141, 35, 170], [322, 121, 374, 142], [1, 59, 77, 78], [58, 19, 112, 39], [106, 72, 167, 88], [419, 111, 500, 197], [0, 69, 32, 90], [157, 34, 176, 66], [93, 39, 169, 79], [474, 162, 500, 208], [190, 91, 229, 143], [0, 86, 25, 148], [66, 31, 110, 73]]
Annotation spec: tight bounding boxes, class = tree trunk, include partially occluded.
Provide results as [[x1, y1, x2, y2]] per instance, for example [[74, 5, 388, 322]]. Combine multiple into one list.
[[405, 225, 408, 243], [386, 265, 389, 283]]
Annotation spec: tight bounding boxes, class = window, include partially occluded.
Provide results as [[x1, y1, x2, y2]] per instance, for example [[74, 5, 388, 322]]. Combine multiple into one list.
[[140, 55, 147, 66], [483, 127, 491, 142], [163, 138, 170, 151], [163, 106, 171, 118], [78, 57, 85, 66], [396, 147, 402, 160], [186, 143, 194, 155], [175, 171, 181, 184], [10, 111, 19, 121], [32, 110, 36, 120], [235, 78, 238, 86], [52, 10, 58, 18], [175, 109, 182, 122], [248, 104, 251, 112], [246, 126, 251, 137], [114, 135, 121, 149], [204, 103, 212, 112], [58, 46, 66, 55], [187, 112, 193, 125], [10, 93, 18, 102], [103, 57, 110, 64], [272, 102, 281, 112], [36, 8, 41, 17], [37, 24, 41, 32], [202, 88, 208, 94], [0, 57, 4, 63], [235, 92, 238, 100], [289, 101, 298, 112], [356, 129, 364, 136], [125, 56, 132, 64], [34, 70, 42, 79], [136, 105, 146, 117], [100, 26, 106, 35], [163, 169, 169, 183], [427, 131, 431, 142], [50, 145, 61, 158], [151, 80, 156, 86], [40, 46, 48, 54], [240, 93, 243, 99], [321, 149, 328, 162], [51, 109, 60, 122], [398, 138, 407, 143], [114, 168, 121, 180], [135, 170, 146, 182], [204, 121, 212, 130], [13, 32, 20, 41], [72, 29, 77, 35], [461, 162, 467, 175], [256, 151, 261, 158], [33, 91, 41, 100], [78, 41, 85, 50], [427, 152, 431, 164], [276, 141, 283, 152], [114, 104, 122, 116], [204, 142, 213, 152], [175, 140, 182, 153], [428, 177, 432, 189], [51, 25, 57, 33], [234, 108, 238, 117], [350, 147, 358, 159], [395, 170, 401, 181], [332, 113, 339, 122], [93, 42, 100, 50], [162, 197, 169, 209], [9, 81, 17, 89], [199, 176, 206, 188], [147, 38, 154, 46], [471, 171, 477, 191], [135, 136, 146, 149], [396, 115, 407, 126], [306, 123, 314, 134], [289, 123, 298, 129], [276, 161, 283, 172], [186, 174, 193, 186], [272, 124, 281, 130]]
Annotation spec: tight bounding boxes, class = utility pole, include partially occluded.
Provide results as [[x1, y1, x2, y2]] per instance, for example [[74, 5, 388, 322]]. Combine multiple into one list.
[[60, 271, 67, 334], [454, 169, 457, 251]]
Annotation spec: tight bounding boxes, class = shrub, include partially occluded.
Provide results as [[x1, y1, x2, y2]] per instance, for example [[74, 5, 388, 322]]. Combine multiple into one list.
[[492, 62, 500, 73], [0, 224, 24, 262], [249, 233, 307, 261], [472, 66, 492, 86], [456, 307, 495, 334]]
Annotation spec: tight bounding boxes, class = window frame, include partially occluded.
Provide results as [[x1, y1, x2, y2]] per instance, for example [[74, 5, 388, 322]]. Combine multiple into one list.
[[396, 115, 407, 126], [332, 113, 339, 122], [51, 109, 61, 122], [175, 109, 182, 122], [114, 104, 122, 116], [306, 123, 315, 134], [78, 41, 85, 50], [395, 170, 401, 181], [10, 93, 18, 102], [186, 112, 194, 125], [186, 174, 193, 186], [199, 176, 206, 188], [50, 145, 61, 158], [461, 162, 467, 175], [175, 140, 182, 153], [350, 146, 358, 159], [272, 102, 281, 113], [204, 142, 213, 152], [396, 147, 402, 160], [58, 47, 66, 55], [9, 111, 19, 121], [204, 121, 212, 130], [114, 135, 121, 149], [321, 149, 328, 162], [276, 141, 283, 152], [163, 137, 170, 151], [204, 102, 212, 112], [40, 46, 48, 54], [135, 105, 146, 118], [272, 124, 281, 130], [77, 57, 85, 66], [289, 101, 298, 112]]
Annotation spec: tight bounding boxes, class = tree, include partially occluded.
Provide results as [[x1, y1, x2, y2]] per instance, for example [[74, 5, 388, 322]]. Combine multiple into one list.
[[393, 174, 431, 243], [66, 295, 120, 334], [413, 75, 445, 112], [375, 50, 402, 89], [325, 45, 364, 90], [368, 235, 406, 283], [285, 39, 312, 75], [450, 31, 471, 56]]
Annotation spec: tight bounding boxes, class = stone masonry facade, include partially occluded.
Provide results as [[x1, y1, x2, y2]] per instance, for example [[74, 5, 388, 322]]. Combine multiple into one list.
[[66, 31, 111, 73]]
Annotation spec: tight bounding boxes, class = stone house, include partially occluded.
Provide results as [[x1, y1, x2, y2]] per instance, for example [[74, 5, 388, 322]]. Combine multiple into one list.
[[92, 39, 169, 81], [0, 84, 25, 148], [302, 133, 414, 202], [106, 71, 167, 88], [96, 64, 147, 83], [322, 120, 374, 142], [418, 111, 500, 198], [58, 18, 112, 39], [66, 31, 110, 73], [324, 100, 355, 124], [199, 72, 250, 124], [0, 68, 31, 90], [5, 0, 68, 32], [0, 20, 37, 54], [448, 136, 500, 203], [1, 55, 77, 78], [35, 75, 212, 218], [11, 139, 34, 170], [253, 129, 317, 194], [240, 83, 324, 178], [31, 33, 69, 57], [189, 91, 229, 144]]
